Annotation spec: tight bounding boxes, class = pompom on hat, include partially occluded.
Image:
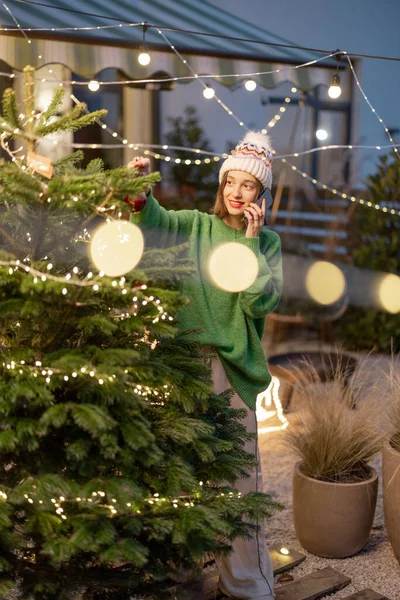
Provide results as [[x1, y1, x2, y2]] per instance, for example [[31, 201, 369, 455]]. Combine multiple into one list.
[[219, 130, 273, 190]]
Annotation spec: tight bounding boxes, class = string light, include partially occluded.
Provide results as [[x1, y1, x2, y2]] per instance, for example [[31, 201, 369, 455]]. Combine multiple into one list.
[[244, 79, 257, 92], [158, 29, 247, 129], [0, 53, 336, 88], [316, 129, 328, 140], [69, 139, 400, 169], [1, 0, 398, 177], [280, 157, 400, 216], [2, 3, 398, 221], [0, 483, 241, 517], [346, 54, 400, 160], [264, 91, 297, 130], [328, 73, 342, 99], [2, 357, 173, 396], [2, 10, 400, 64], [0, 260, 176, 323], [88, 80, 100, 92], [138, 23, 151, 66], [0, 20, 143, 35], [203, 85, 215, 100], [138, 52, 151, 66]]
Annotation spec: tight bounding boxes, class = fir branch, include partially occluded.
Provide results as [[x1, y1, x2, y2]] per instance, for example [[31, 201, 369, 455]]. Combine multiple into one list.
[[43, 286, 85, 351], [2, 89, 23, 131], [106, 170, 161, 203], [0, 224, 30, 258], [34, 102, 86, 137], [62, 110, 108, 132], [34, 106, 107, 137], [35, 87, 65, 130], [0, 127, 32, 146], [85, 158, 104, 174], [52, 150, 84, 175], [0, 122, 13, 136], [23, 66, 36, 152], [81, 187, 115, 228], [31, 203, 47, 261], [0, 162, 43, 205]]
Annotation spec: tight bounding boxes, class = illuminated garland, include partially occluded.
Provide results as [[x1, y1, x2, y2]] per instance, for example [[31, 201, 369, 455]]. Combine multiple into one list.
[[0, 261, 176, 319], [346, 54, 400, 161], [0, 484, 240, 522], [1, 1, 399, 219], [0, 52, 334, 87], [281, 157, 400, 216]]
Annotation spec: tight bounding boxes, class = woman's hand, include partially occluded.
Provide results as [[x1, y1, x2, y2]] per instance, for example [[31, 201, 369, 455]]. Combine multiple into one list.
[[244, 198, 266, 238], [125, 157, 151, 211], [127, 156, 151, 176]]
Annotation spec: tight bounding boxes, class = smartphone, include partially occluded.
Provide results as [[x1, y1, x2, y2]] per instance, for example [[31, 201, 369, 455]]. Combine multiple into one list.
[[244, 188, 273, 226], [261, 188, 274, 213]]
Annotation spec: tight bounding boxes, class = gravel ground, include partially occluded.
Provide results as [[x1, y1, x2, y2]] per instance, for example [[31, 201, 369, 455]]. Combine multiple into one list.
[[259, 343, 400, 600]]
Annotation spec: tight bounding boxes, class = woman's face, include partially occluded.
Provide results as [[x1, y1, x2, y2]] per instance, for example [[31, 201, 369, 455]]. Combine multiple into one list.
[[223, 170, 260, 216]]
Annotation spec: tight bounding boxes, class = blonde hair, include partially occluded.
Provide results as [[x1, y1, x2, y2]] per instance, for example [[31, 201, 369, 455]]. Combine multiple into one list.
[[211, 172, 263, 218]]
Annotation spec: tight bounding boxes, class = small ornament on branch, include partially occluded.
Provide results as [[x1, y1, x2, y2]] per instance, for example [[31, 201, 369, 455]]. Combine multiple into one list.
[[27, 150, 53, 179]]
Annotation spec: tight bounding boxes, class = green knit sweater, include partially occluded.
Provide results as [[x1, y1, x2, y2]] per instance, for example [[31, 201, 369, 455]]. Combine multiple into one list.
[[131, 192, 282, 410]]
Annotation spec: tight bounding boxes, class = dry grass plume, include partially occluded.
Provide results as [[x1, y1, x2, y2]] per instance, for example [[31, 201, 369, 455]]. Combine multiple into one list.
[[284, 355, 383, 483]]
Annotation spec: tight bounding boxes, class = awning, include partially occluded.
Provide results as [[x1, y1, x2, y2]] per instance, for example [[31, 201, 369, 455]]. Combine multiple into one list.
[[0, 36, 336, 91], [0, 0, 337, 90]]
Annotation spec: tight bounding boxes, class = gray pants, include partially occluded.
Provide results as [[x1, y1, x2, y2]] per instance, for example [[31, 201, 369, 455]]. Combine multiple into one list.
[[209, 354, 275, 600]]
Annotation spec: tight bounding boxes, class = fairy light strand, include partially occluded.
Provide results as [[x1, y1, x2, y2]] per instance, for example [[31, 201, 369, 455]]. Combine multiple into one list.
[[1, 1, 31, 42], [280, 157, 400, 216], [1, 261, 177, 322], [345, 54, 400, 161], [0, 51, 337, 87], [2, 2, 399, 218], [2, 358, 173, 395], [0, 21, 142, 34], [157, 29, 248, 129], [264, 90, 297, 131], [1, 6, 400, 63], [0, 480, 238, 517], [69, 141, 399, 161]]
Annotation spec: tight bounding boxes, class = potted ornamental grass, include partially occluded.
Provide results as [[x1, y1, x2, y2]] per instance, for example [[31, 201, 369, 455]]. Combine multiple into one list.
[[285, 357, 382, 558], [382, 363, 400, 564]]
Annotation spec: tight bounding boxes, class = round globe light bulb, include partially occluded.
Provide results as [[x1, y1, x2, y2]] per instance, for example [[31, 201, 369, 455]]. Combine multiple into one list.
[[88, 80, 100, 92], [378, 273, 400, 314], [328, 85, 342, 99], [203, 87, 215, 100], [305, 261, 346, 305], [208, 242, 259, 292], [138, 51, 151, 66], [90, 221, 144, 277], [316, 129, 328, 141], [244, 79, 257, 92]]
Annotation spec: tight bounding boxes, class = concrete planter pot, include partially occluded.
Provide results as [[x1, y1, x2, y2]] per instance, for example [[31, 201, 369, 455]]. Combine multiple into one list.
[[293, 461, 378, 558], [383, 440, 400, 564]]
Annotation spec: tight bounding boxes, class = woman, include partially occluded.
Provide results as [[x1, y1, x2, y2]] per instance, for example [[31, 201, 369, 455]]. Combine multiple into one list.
[[127, 131, 282, 600]]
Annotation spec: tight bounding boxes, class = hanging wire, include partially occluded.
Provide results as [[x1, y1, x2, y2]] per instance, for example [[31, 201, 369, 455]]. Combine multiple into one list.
[[5, 0, 400, 62]]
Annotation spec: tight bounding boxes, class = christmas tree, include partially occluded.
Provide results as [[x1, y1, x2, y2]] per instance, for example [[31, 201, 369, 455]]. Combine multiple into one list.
[[0, 67, 280, 599]]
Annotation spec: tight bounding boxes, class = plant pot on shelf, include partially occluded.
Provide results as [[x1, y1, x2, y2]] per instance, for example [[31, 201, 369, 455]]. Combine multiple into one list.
[[382, 440, 400, 564], [293, 461, 378, 558]]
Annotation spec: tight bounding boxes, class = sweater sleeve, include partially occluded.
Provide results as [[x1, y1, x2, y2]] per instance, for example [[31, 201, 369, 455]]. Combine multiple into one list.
[[129, 191, 196, 248], [238, 231, 283, 319]]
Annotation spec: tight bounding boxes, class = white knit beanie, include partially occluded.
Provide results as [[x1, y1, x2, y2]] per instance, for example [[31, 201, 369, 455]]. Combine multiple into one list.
[[219, 130, 273, 189]]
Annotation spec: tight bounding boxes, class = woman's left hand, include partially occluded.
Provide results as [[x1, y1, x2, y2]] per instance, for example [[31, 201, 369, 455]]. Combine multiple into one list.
[[244, 198, 266, 238]]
